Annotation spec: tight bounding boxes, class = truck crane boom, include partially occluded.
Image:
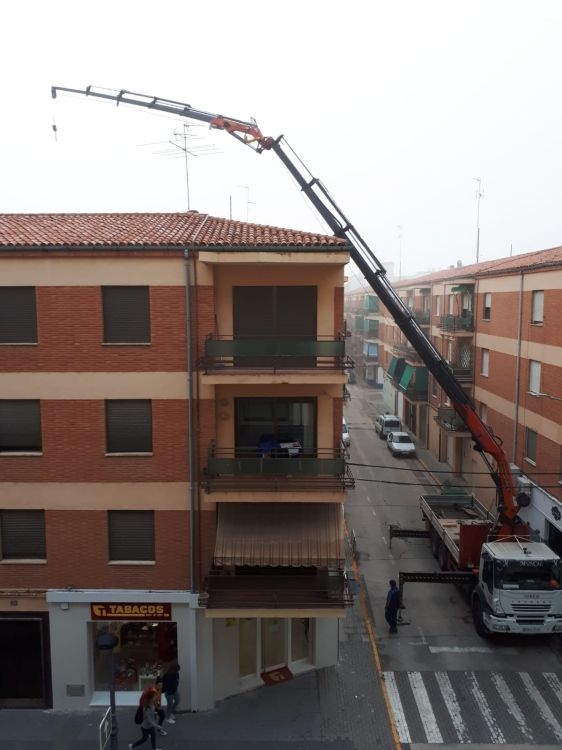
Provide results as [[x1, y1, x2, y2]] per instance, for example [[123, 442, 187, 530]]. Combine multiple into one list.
[[51, 84, 519, 535]]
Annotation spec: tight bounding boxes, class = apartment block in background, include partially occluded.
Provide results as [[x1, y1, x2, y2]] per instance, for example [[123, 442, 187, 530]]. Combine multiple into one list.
[[372, 246, 562, 556], [0, 212, 353, 709]]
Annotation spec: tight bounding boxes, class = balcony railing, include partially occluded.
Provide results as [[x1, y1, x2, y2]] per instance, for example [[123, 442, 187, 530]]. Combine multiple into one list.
[[204, 443, 354, 492], [434, 407, 469, 432], [449, 364, 473, 382], [392, 342, 422, 363], [204, 569, 352, 610], [200, 334, 354, 373], [438, 313, 474, 333], [413, 309, 430, 325]]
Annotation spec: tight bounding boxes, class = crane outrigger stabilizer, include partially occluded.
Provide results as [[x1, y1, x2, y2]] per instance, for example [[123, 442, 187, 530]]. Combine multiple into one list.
[[51, 84, 520, 536]]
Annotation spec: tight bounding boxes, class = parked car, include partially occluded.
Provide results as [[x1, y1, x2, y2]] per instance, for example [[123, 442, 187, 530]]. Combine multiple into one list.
[[375, 413, 401, 439], [342, 417, 351, 448], [386, 431, 416, 457]]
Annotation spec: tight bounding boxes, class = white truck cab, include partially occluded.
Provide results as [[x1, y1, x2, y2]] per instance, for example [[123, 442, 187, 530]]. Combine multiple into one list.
[[473, 541, 562, 636]]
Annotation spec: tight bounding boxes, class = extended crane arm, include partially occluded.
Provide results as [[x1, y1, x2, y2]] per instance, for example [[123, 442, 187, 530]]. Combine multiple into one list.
[[51, 85, 518, 533]]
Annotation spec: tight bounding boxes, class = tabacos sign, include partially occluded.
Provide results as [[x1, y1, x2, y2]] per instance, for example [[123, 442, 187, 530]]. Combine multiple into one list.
[[91, 603, 172, 621]]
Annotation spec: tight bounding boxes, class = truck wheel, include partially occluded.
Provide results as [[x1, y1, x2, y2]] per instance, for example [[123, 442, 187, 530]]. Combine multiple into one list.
[[472, 597, 490, 638], [430, 530, 440, 559], [438, 542, 448, 571]]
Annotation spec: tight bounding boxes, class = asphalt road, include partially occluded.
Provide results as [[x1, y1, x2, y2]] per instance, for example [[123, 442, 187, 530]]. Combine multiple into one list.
[[343, 383, 562, 746]]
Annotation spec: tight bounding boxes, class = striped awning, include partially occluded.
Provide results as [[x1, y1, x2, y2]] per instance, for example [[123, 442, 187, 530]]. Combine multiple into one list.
[[214, 502, 344, 568]]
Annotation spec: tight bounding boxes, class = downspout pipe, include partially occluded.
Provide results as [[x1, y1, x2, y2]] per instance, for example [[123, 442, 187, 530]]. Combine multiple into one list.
[[184, 215, 210, 595], [512, 270, 524, 463]]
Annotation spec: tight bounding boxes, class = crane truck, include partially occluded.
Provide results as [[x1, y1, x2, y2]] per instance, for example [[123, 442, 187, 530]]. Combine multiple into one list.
[[51, 85, 562, 636]]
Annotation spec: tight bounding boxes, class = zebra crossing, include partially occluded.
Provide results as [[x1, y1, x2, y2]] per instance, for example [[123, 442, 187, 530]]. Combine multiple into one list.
[[382, 670, 562, 744]]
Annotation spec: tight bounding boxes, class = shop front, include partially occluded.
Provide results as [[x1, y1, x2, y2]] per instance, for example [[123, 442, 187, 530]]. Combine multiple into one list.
[[47, 590, 213, 710]]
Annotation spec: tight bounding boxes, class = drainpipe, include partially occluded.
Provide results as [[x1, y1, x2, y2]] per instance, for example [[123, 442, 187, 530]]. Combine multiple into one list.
[[184, 216, 210, 595], [512, 270, 524, 463]]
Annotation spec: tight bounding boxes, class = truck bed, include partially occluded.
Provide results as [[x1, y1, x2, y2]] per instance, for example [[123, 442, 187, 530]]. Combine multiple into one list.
[[420, 494, 493, 569]]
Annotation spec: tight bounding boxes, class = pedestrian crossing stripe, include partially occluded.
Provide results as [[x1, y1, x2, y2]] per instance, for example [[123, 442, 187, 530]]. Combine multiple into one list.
[[382, 671, 562, 744]]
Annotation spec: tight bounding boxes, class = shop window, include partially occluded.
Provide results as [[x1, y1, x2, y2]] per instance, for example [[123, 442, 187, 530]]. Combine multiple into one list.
[[239, 618, 257, 678], [102, 286, 150, 344], [0, 287, 37, 344], [525, 428, 537, 465], [108, 510, 154, 561], [291, 618, 311, 662], [528, 360, 541, 395], [105, 400, 152, 454], [0, 400, 42, 453], [0, 510, 46, 560], [92, 621, 177, 692], [483, 293, 491, 320], [261, 619, 286, 670], [481, 349, 489, 377], [531, 290, 544, 324]]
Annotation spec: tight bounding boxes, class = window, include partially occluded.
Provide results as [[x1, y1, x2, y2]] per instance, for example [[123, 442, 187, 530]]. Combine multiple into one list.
[[525, 427, 537, 464], [483, 293, 491, 320], [435, 296, 442, 316], [0, 287, 37, 344], [481, 349, 489, 377], [0, 400, 42, 453], [431, 376, 437, 398], [105, 400, 152, 454], [531, 290, 544, 324], [528, 360, 541, 394], [108, 510, 154, 561], [448, 295, 455, 314], [102, 286, 150, 343], [0, 510, 46, 559], [236, 397, 316, 452], [479, 402, 487, 423]]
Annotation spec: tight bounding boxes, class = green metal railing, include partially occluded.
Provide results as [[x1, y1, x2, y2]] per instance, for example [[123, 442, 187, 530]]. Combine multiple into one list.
[[435, 407, 469, 432], [201, 335, 353, 372], [438, 313, 474, 332]]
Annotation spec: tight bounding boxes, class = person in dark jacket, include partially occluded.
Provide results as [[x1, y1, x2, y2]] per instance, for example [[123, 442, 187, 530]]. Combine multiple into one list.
[[385, 579, 400, 634], [162, 663, 180, 723]]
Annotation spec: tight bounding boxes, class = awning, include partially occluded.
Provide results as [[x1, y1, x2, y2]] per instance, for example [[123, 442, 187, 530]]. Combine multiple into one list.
[[214, 502, 344, 568], [399, 364, 414, 389], [387, 356, 398, 377], [414, 367, 428, 389], [451, 284, 474, 293]]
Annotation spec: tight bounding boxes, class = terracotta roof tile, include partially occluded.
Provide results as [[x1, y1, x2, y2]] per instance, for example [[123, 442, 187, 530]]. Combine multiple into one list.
[[0, 212, 347, 250], [396, 244, 562, 287]]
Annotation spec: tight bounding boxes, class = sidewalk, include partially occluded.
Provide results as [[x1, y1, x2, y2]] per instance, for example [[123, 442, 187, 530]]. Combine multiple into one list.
[[0, 593, 396, 750]]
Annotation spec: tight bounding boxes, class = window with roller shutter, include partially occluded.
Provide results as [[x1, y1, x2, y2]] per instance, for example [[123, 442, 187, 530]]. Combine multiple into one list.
[[108, 510, 154, 561], [0, 287, 37, 343], [0, 510, 46, 559], [105, 400, 152, 454], [0, 400, 42, 453], [102, 286, 150, 343]]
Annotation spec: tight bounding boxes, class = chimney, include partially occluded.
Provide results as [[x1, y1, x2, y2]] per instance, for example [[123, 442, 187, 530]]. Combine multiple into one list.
[[457, 260, 462, 268]]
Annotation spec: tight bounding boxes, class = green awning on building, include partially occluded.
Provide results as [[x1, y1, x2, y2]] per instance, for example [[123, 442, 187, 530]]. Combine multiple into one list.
[[387, 356, 398, 377], [451, 284, 474, 293], [414, 367, 428, 389], [399, 364, 414, 389]]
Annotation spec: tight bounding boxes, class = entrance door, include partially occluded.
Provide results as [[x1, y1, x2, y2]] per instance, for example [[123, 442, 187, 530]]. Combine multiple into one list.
[[0, 617, 48, 707], [261, 619, 286, 671]]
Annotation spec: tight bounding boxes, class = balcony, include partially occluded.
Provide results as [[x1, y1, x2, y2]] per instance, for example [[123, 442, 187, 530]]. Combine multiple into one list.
[[392, 341, 422, 364], [204, 443, 354, 492], [200, 334, 354, 374], [434, 407, 469, 433], [438, 313, 474, 333], [413, 309, 430, 325], [204, 569, 351, 611], [449, 364, 473, 383]]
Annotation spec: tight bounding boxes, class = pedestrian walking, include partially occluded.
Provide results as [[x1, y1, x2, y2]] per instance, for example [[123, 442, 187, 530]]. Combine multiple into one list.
[[385, 579, 400, 634], [162, 662, 181, 723], [139, 685, 166, 735], [129, 692, 163, 750]]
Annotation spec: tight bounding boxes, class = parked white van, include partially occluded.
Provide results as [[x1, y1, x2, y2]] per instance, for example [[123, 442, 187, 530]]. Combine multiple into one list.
[[375, 413, 401, 439]]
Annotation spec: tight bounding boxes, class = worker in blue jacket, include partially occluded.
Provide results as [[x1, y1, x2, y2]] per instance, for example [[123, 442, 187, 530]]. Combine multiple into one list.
[[385, 579, 400, 634]]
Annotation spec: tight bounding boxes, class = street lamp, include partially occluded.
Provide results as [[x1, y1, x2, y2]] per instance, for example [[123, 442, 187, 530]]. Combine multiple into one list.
[[96, 631, 119, 750]]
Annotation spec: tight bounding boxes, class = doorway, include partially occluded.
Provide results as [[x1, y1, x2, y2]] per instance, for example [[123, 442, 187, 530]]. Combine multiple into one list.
[[0, 615, 51, 707]]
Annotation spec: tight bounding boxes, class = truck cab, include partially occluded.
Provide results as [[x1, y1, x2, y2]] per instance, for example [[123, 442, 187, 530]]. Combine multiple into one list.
[[473, 541, 562, 636]]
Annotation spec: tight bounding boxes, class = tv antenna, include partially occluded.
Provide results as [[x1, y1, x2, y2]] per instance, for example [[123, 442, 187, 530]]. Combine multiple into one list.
[[138, 123, 221, 210], [237, 185, 256, 222]]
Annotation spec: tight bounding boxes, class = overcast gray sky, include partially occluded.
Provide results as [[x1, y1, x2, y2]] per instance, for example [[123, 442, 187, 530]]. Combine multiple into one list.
[[3, 0, 562, 276]]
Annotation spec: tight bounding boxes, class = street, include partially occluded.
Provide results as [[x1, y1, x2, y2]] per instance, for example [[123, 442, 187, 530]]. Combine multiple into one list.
[[344, 382, 562, 746]]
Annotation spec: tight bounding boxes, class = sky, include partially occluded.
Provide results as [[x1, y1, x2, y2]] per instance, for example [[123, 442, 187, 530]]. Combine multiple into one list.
[[3, 1, 562, 277]]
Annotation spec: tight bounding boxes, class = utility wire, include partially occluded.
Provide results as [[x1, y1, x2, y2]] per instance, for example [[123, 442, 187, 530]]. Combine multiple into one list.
[[347, 461, 560, 476], [351, 475, 562, 490]]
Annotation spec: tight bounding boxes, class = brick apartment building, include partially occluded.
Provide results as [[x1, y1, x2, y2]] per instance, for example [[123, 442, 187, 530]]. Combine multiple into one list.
[[349, 246, 562, 556], [0, 212, 353, 709]]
